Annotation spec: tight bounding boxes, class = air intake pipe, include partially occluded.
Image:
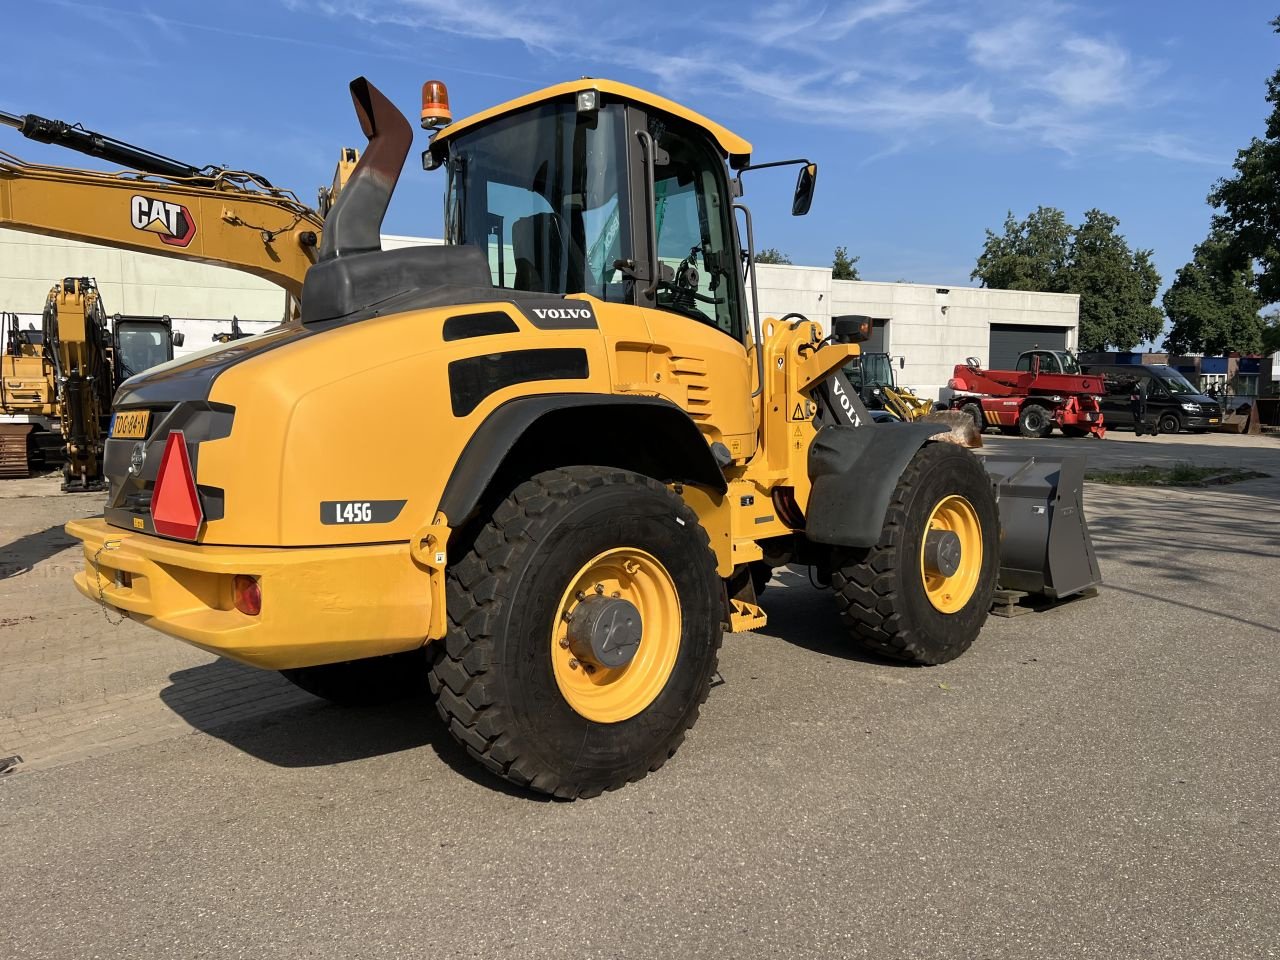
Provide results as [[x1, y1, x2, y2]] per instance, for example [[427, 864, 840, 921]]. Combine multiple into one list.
[[316, 77, 413, 263]]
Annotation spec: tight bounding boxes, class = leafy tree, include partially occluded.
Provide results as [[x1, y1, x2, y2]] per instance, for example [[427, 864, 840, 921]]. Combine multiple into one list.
[[754, 248, 792, 265], [1066, 209, 1163, 351], [832, 246, 860, 280], [1209, 16, 1280, 303], [1262, 311, 1280, 355], [1162, 232, 1265, 355], [972, 206, 1161, 350], [971, 206, 1072, 292]]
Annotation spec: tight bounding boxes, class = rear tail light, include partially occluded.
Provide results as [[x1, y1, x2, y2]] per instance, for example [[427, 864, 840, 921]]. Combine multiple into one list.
[[233, 575, 262, 616]]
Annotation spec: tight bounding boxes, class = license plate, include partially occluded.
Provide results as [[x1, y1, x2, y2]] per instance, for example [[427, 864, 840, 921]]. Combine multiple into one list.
[[111, 409, 150, 439], [1209, 418, 1219, 424]]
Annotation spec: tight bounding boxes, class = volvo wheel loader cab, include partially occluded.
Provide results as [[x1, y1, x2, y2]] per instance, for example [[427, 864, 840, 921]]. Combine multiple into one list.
[[64, 77, 1098, 798]]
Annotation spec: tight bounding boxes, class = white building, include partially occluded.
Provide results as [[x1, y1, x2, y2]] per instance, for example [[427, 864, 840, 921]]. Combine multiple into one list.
[[2, 227, 1079, 399]]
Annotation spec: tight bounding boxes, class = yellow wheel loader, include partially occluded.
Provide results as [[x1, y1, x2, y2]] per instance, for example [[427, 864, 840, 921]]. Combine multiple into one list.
[[55, 78, 1099, 798]]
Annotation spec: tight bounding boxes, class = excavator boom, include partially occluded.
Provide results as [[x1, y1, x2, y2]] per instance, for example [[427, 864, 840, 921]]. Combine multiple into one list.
[[0, 152, 322, 299]]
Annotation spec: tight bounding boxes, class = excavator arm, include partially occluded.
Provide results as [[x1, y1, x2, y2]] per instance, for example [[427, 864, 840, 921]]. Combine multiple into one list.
[[0, 109, 333, 300], [0, 151, 322, 300]]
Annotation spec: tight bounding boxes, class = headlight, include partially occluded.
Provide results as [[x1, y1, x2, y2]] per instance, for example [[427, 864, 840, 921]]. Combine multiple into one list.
[[1180, 403, 1198, 412]]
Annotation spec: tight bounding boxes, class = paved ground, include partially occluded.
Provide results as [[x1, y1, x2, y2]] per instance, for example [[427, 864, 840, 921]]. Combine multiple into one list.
[[1, 431, 1277, 959]]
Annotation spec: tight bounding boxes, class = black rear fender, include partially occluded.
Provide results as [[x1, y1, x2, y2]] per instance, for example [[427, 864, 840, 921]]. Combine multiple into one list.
[[438, 394, 727, 538]]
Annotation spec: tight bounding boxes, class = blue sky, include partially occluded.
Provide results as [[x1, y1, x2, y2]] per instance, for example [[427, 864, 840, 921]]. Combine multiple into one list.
[[3, 1, 1278, 319]]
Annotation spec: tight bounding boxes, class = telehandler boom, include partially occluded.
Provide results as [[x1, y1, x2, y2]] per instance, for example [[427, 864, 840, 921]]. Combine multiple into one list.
[[59, 77, 1099, 798]]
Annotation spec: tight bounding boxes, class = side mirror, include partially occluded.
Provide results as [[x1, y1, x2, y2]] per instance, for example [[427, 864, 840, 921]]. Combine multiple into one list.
[[792, 163, 817, 216], [171, 331, 185, 348]]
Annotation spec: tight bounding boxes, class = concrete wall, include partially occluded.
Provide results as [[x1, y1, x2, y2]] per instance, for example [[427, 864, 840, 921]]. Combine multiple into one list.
[[0, 228, 1081, 398], [752, 263, 833, 331], [829, 281, 1081, 400], [0, 229, 443, 359]]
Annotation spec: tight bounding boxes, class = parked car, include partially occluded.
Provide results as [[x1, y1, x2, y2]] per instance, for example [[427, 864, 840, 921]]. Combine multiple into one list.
[[1082, 363, 1222, 434]]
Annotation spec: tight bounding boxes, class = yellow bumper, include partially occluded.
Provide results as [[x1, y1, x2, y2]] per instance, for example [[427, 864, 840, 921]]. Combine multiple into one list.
[[66, 518, 435, 670]]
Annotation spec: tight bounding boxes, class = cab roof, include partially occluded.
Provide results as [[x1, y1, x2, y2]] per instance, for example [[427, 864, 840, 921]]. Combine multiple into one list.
[[434, 78, 752, 166]]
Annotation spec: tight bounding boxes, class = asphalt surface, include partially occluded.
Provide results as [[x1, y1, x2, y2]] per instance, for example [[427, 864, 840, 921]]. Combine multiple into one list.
[[1, 431, 1278, 959]]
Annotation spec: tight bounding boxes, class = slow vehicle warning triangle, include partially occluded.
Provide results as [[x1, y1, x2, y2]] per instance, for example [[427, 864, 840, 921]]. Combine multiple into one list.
[[151, 430, 203, 540]]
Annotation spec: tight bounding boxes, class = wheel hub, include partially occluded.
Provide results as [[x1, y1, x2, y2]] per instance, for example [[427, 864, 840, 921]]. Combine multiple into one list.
[[923, 529, 962, 577], [566, 595, 643, 669]]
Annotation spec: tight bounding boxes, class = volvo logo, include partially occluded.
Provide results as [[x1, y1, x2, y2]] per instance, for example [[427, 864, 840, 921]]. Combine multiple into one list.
[[531, 307, 592, 320], [128, 442, 147, 477]]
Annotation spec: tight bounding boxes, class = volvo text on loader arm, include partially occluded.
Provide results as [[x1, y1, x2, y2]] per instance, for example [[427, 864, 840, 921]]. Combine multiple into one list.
[[59, 78, 1100, 798]]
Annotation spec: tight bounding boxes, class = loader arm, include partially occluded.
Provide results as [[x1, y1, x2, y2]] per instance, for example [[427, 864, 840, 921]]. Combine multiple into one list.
[[0, 151, 324, 299]]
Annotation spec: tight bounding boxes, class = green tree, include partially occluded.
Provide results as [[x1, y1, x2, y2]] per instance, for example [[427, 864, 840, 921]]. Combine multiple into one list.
[[1262, 311, 1280, 355], [972, 206, 1162, 350], [1162, 232, 1265, 355], [832, 246, 860, 280], [754, 248, 792, 265], [1066, 209, 1163, 351], [1209, 16, 1280, 303], [971, 206, 1072, 292]]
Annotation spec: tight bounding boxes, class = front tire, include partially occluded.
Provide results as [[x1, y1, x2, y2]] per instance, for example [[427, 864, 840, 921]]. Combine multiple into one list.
[[429, 466, 721, 799], [1018, 403, 1054, 438], [831, 442, 999, 665], [1158, 412, 1181, 434]]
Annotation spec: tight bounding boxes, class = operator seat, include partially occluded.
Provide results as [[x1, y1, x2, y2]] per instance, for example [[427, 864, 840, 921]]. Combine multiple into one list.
[[512, 212, 585, 294]]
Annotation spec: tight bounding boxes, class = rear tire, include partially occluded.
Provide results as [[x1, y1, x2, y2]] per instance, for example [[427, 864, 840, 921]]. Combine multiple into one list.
[[1018, 403, 1054, 438], [281, 650, 428, 706], [831, 442, 999, 665], [428, 466, 721, 799]]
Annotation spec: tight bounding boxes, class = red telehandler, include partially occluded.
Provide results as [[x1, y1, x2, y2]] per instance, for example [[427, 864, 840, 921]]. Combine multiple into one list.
[[948, 349, 1106, 438]]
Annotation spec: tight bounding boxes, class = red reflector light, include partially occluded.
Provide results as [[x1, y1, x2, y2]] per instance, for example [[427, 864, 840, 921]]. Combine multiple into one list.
[[151, 430, 203, 541], [233, 575, 262, 616]]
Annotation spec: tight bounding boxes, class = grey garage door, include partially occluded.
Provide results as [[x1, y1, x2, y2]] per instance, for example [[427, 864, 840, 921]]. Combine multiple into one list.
[[988, 324, 1068, 370], [866, 318, 888, 355]]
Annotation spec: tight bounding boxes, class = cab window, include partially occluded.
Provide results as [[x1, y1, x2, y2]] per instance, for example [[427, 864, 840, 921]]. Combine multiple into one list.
[[651, 121, 742, 340]]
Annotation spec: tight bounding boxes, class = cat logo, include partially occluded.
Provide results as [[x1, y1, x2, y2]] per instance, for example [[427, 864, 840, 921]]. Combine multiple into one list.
[[129, 195, 197, 248]]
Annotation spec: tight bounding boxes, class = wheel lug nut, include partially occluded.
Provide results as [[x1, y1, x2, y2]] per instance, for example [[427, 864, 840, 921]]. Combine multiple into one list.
[[575, 590, 586, 601], [611, 591, 620, 598], [569, 659, 580, 670], [594, 583, 604, 595], [559, 637, 570, 648]]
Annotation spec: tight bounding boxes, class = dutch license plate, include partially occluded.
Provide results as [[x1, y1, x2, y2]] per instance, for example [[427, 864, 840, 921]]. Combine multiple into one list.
[[1210, 418, 1220, 424], [111, 409, 150, 439]]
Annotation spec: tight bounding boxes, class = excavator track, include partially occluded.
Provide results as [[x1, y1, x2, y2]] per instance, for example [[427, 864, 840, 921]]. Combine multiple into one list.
[[0, 423, 34, 478]]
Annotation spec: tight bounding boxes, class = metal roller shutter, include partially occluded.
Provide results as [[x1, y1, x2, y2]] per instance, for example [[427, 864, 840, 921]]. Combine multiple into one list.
[[866, 318, 888, 355], [988, 324, 1068, 370]]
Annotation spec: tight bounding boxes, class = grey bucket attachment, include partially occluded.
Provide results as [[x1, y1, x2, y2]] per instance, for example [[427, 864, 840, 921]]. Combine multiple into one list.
[[980, 454, 1101, 600]]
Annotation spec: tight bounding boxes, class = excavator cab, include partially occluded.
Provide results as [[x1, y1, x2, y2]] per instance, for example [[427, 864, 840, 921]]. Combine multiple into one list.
[[112, 315, 182, 388]]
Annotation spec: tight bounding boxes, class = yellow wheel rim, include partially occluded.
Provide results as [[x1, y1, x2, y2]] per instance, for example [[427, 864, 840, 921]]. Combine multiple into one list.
[[918, 495, 983, 614], [551, 547, 681, 724]]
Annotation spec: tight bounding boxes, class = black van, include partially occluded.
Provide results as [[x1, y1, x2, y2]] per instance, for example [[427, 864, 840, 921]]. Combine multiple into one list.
[[1082, 363, 1222, 434]]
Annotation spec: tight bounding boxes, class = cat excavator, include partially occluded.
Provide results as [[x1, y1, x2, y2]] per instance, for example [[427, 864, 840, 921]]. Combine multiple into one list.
[[0, 109, 351, 483], [42, 77, 1099, 798]]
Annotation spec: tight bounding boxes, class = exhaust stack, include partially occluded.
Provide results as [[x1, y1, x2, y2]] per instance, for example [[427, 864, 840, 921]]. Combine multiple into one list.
[[316, 77, 413, 263]]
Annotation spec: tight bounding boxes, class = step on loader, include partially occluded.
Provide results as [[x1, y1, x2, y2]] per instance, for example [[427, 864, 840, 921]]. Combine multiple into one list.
[[61, 77, 1101, 797]]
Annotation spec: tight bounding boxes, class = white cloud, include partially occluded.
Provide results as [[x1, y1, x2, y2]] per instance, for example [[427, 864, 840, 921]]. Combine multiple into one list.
[[282, 0, 1199, 164]]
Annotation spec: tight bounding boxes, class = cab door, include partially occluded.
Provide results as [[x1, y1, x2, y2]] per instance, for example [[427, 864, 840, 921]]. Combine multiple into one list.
[[628, 108, 756, 460]]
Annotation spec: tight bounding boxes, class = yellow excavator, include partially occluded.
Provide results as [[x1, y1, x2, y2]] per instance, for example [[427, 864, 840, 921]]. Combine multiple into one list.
[[37, 78, 1098, 799], [0, 109, 349, 485]]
